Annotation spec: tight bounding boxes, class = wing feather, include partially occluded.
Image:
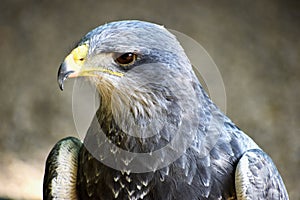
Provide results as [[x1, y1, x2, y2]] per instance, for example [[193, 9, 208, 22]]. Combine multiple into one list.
[[235, 149, 289, 200], [43, 137, 82, 200]]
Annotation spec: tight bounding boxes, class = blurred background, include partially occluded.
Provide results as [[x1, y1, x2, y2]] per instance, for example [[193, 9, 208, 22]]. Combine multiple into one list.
[[0, 0, 299, 199]]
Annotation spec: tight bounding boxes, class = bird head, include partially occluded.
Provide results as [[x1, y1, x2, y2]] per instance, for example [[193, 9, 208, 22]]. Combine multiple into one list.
[[58, 20, 192, 90], [57, 20, 200, 139]]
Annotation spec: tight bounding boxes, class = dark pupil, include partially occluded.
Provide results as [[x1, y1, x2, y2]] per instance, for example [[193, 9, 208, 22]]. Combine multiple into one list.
[[117, 53, 134, 64]]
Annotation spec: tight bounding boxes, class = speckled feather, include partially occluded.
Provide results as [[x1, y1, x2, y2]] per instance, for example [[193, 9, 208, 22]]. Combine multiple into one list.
[[44, 20, 289, 200]]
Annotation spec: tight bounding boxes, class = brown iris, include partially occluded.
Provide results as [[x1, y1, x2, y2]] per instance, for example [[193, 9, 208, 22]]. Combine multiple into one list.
[[115, 53, 137, 66]]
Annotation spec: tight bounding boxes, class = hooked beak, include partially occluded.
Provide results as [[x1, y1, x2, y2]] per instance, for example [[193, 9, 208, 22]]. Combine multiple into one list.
[[57, 58, 82, 90], [57, 44, 89, 90], [57, 61, 75, 90]]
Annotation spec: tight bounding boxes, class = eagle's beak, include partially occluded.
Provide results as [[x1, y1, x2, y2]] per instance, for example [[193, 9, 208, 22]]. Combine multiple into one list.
[[58, 62, 75, 90], [57, 44, 89, 90]]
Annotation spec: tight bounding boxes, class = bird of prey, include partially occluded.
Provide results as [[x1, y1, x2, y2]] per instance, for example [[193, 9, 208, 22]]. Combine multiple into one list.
[[43, 20, 289, 199]]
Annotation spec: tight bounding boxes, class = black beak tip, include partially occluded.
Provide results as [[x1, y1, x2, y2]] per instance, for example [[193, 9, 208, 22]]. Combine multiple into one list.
[[58, 79, 64, 91], [57, 62, 74, 91]]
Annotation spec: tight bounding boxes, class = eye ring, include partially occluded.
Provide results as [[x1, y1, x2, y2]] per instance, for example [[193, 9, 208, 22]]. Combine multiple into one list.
[[115, 52, 137, 66]]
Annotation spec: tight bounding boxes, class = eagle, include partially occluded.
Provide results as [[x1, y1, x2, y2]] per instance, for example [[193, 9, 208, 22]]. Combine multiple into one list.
[[43, 20, 289, 199]]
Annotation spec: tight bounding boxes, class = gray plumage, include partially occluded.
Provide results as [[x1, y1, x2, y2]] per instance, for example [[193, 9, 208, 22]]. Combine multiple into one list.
[[44, 20, 289, 199]]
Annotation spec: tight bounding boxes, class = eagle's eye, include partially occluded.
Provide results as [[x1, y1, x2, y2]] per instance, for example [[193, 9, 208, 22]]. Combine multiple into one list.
[[115, 52, 137, 66]]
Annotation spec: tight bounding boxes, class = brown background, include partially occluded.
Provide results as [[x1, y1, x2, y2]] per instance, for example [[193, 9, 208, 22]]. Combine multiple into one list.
[[0, 0, 299, 199]]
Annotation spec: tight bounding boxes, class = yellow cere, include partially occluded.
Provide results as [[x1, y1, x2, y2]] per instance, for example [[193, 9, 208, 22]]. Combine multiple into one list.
[[71, 44, 89, 65]]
